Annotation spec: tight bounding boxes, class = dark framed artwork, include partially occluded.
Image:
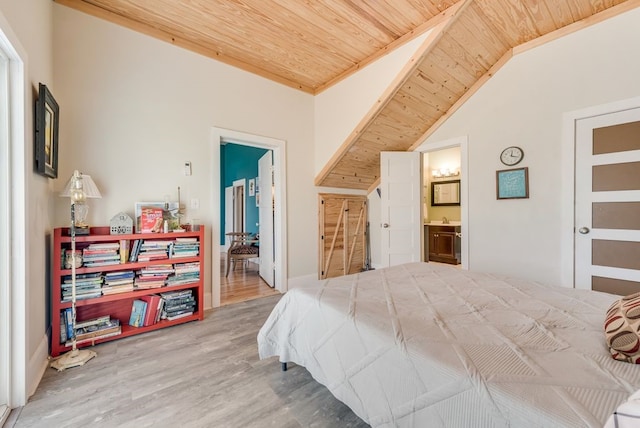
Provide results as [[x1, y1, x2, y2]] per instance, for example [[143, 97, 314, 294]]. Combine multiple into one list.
[[496, 167, 529, 199], [35, 83, 59, 178]]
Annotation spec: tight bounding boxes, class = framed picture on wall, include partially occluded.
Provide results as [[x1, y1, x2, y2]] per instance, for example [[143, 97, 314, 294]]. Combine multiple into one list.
[[35, 83, 59, 178], [496, 167, 529, 199]]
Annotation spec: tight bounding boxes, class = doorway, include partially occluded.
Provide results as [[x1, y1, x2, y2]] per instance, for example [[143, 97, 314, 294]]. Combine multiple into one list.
[[220, 144, 274, 305], [211, 127, 288, 308], [415, 136, 469, 269]]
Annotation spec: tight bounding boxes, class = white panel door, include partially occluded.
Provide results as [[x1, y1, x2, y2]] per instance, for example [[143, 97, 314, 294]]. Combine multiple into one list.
[[575, 107, 640, 289], [259, 151, 275, 287], [380, 151, 422, 267]]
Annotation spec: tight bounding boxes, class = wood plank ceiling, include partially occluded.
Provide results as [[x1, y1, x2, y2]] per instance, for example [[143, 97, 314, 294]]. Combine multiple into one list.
[[56, 0, 638, 191]]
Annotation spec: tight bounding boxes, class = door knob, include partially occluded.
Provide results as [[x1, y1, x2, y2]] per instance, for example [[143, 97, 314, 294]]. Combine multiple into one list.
[[578, 227, 590, 234], [382, 223, 389, 228]]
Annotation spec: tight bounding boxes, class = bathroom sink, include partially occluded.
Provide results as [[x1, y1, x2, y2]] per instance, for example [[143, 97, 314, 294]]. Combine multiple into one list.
[[425, 221, 461, 226]]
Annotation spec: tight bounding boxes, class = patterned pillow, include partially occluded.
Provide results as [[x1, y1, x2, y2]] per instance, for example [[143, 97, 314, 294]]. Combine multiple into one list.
[[605, 292, 640, 363]]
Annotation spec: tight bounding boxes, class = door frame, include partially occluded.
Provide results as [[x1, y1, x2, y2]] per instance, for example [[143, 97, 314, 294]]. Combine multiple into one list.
[[415, 135, 469, 270], [211, 127, 288, 307], [0, 9, 27, 410], [561, 95, 640, 288]]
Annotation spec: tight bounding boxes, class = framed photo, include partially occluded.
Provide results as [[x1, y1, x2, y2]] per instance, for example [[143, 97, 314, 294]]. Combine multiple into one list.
[[134, 202, 179, 232], [248, 178, 255, 196], [35, 83, 59, 178], [496, 167, 529, 199]]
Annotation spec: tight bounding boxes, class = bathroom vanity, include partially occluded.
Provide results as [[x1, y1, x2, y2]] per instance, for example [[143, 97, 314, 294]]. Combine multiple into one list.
[[425, 223, 461, 265]]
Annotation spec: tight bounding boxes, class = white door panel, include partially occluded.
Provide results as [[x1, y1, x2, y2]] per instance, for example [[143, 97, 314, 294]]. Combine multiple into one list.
[[380, 151, 422, 267], [575, 107, 640, 290], [259, 151, 275, 287]]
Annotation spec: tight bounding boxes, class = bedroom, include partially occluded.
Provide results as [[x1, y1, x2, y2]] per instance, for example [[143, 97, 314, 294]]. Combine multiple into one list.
[[2, 0, 640, 425]]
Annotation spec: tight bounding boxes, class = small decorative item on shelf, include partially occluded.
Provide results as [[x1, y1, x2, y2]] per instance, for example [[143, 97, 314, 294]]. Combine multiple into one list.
[[64, 250, 82, 269], [110, 212, 133, 235]]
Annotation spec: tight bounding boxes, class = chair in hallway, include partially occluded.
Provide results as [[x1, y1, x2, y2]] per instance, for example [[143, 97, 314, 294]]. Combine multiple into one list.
[[225, 232, 260, 277]]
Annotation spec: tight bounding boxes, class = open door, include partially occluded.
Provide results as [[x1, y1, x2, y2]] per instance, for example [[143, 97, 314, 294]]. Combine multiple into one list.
[[258, 151, 275, 287], [380, 151, 422, 267]]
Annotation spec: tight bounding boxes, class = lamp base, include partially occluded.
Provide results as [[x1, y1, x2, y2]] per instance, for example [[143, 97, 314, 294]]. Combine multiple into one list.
[[50, 348, 97, 371], [69, 226, 90, 236]]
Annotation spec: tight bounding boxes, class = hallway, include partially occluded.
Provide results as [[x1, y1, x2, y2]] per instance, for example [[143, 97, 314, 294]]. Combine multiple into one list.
[[220, 254, 279, 306]]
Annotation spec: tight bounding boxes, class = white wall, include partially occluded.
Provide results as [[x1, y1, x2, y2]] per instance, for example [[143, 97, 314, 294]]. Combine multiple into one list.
[[52, 5, 316, 304], [421, 7, 640, 286], [0, 0, 54, 404]]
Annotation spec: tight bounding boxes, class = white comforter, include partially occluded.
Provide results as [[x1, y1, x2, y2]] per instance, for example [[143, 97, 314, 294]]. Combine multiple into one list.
[[257, 263, 640, 427]]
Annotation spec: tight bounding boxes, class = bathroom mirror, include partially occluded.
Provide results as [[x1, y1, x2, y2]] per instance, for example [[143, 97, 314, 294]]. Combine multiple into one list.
[[431, 180, 460, 206]]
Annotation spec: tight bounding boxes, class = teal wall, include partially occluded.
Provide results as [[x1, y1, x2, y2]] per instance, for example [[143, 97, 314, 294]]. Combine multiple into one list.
[[220, 143, 269, 245]]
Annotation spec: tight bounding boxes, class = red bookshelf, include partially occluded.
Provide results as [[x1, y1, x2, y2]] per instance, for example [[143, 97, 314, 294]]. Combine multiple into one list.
[[51, 226, 205, 357]]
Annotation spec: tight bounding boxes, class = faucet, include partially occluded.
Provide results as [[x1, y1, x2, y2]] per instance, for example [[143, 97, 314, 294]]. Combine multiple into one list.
[[442, 216, 449, 224]]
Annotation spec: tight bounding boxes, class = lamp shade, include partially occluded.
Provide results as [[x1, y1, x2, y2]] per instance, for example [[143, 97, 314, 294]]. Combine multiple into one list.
[[60, 171, 102, 199]]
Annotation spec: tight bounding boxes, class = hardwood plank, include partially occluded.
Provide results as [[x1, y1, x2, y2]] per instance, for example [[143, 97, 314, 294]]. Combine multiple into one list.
[[13, 295, 369, 427]]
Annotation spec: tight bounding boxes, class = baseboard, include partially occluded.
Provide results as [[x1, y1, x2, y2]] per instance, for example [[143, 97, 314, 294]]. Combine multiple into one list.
[[27, 334, 49, 398], [287, 274, 322, 289]]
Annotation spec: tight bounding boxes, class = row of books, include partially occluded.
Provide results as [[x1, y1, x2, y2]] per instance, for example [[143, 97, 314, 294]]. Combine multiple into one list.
[[59, 310, 122, 345], [128, 237, 200, 263], [60, 289, 197, 344], [129, 289, 196, 327], [60, 262, 200, 302], [60, 237, 199, 269]]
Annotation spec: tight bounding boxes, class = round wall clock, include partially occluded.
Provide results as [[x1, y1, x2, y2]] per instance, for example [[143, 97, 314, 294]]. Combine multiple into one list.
[[500, 146, 524, 166]]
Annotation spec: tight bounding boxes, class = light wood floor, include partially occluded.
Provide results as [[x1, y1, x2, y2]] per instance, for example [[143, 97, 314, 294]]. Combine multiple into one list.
[[220, 255, 280, 306], [9, 295, 368, 428]]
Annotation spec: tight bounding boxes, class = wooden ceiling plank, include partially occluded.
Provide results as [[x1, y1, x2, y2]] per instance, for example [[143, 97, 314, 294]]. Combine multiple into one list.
[[515, 0, 640, 55], [472, 0, 528, 46], [491, 0, 544, 43], [426, 47, 479, 89], [402, 84, 457, 115], [519, 0, 561, 35], [390, 88, 446, 121], [347, 0, 431, 36], [315, 0, 472, 186], [316, 1, 465, 93], [397, 81, 454, 115], [56, 0, 318, 92], [405, 68, 460, 104], [408, 47, 514, 154], [437, 33, 492, 77], [446, 15, 508, 68]]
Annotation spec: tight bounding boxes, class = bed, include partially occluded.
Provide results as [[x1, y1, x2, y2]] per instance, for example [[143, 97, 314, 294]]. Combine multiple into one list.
[[257, 262, 640, 427]]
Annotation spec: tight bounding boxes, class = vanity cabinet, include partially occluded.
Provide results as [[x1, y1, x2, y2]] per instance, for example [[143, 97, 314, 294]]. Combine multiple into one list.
[[427, 225, 461, 264]]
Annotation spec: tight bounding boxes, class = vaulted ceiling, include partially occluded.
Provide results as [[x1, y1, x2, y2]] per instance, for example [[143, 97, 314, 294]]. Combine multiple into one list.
[[56, 0, 638, 190]]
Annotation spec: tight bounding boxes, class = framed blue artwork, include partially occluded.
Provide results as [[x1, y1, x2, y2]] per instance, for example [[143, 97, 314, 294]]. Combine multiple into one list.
[[496, 167, 529, 199]]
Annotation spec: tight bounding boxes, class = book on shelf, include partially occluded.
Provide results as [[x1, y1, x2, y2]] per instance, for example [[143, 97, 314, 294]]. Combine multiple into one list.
[[139, 207, 164, 233], [129, 299, 147, 327], [67, 328, 122, 347], [64, 308, 73, 341], [119, 239, 130, 264], [75, 315, 111, 329], [129, 239, 142, 262], [59, 311, 67, 344], [140, 294, 162, 326], [75, 318, 121, 341], [166, 311, 194, 321]]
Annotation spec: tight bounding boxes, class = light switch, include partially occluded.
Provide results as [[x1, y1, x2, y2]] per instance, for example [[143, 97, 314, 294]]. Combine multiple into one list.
[[184, 161, 192, 176], [191, 198, 199, 209]]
